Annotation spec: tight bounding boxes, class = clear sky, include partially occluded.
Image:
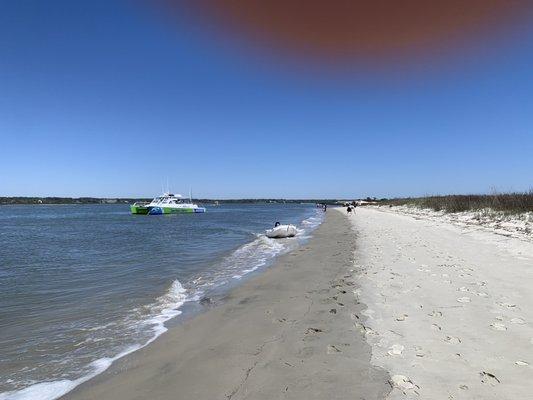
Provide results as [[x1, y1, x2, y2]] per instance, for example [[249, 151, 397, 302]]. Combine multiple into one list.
[[1, 1, 532, 199]]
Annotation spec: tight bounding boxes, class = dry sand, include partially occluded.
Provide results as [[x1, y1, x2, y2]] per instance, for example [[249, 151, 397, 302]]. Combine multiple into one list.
[[342, 207, 533, 399], [63, 210, 390, 400]]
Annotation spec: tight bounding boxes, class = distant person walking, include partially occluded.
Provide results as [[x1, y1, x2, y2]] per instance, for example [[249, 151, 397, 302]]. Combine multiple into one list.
[[347, 205, 352, 214], [323, 204, 327, 212]]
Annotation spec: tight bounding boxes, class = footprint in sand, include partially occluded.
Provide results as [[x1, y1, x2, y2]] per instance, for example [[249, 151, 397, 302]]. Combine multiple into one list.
[[387, 344, 404, 356], [477, 292, 489, 297], [490, 323, 507, 331], [428, 310, 443, 317], [515, 360, 529, 366], [415, 348, 426, 357], [395, 314, 408, 321], [327, 344, 342, 354], [390, 375, 418, 391], [510, 318, 525, 324], [457, 297, 471, 303], [431, 324, 442, 331], [480, 371, 500, 386], [498, 302, 517, 309], [364, 328, 378, 337], [444, 336, 461, 344]]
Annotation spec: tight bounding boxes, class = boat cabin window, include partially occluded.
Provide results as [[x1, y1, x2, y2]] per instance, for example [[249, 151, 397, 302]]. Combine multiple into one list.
[[152, 196, 183, 204]]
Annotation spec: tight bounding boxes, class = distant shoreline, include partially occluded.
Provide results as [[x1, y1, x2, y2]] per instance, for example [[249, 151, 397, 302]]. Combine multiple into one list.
[[0, 197, 342, 205]]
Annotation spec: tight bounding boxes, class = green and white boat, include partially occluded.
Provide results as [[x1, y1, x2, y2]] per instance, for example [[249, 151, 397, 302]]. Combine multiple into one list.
[[131, 193, 206, 215]]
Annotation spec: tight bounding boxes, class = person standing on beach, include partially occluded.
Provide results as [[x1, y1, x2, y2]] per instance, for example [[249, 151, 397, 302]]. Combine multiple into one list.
[[323, 204, 327, 212]]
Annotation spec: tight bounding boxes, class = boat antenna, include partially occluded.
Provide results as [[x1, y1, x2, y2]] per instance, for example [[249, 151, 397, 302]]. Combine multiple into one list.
[[189, 187, 192, 203]]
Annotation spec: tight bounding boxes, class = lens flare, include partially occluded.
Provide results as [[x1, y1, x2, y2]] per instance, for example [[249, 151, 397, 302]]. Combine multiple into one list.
[[165, 0, 533, 65]]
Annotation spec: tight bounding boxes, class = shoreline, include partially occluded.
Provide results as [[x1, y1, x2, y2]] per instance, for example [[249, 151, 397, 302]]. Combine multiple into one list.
[[0, 205, 323, 400], [61, 210, 390, 400]]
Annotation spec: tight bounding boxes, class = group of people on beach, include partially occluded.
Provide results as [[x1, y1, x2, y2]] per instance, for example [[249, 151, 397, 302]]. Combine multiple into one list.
[[316, 202, 358, 214], [346, 201, 358, 214], [316, 203, 328, 212]]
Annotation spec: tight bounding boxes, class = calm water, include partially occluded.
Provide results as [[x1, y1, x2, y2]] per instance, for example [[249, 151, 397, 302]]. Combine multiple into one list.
[[0, 203, 323, 399]]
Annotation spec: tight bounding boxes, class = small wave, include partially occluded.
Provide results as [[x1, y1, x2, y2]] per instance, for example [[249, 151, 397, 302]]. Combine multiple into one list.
[[0, 280, 189, 400], [142, 279, 189, 338], [0, 343, 142, 400]]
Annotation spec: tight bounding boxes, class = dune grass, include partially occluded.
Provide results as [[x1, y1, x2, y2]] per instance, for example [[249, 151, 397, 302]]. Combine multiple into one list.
[[381, 192, 533, 214]]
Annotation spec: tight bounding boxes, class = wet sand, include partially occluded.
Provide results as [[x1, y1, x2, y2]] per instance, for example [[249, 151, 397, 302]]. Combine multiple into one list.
[[63, 210, 390, 400]]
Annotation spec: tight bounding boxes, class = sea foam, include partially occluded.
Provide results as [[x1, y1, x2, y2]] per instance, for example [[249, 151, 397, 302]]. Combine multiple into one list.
[[0, 280, 188, 400]]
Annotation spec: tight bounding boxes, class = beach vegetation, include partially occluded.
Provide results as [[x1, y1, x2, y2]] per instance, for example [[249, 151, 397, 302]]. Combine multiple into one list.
[[379, 191, 533, 214]]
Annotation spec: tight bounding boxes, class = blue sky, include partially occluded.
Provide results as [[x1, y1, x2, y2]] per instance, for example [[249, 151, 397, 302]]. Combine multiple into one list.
[[1, 1, 532, 199]]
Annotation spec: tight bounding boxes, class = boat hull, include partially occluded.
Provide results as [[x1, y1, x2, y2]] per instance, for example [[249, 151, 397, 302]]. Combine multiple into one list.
[[147, 206, 206, 215], [130, 205, 149, 215]]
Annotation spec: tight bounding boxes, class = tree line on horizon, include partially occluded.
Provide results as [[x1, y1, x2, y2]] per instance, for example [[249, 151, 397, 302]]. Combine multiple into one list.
[[0, 197, 359, 205]]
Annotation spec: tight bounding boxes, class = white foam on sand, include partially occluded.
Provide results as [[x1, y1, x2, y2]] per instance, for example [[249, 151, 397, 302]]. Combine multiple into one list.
[[195, 210, 323, 283]]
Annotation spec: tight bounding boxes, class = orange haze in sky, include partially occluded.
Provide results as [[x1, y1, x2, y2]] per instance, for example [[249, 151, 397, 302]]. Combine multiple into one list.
[[166, 1, 533, 64]]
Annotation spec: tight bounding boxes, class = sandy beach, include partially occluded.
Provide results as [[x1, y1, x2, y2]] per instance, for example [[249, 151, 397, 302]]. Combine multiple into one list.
[[344, 206, 533, 399], [58, 206, 533, 400], [62, 210, 390, 400]]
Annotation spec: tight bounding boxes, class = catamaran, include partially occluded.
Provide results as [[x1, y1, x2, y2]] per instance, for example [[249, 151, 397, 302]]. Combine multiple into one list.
[[130, 193, 206, 215]]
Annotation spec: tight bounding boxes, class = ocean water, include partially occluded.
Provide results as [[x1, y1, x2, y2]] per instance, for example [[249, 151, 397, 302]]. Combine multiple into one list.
[[0, 203, 323, 400]]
